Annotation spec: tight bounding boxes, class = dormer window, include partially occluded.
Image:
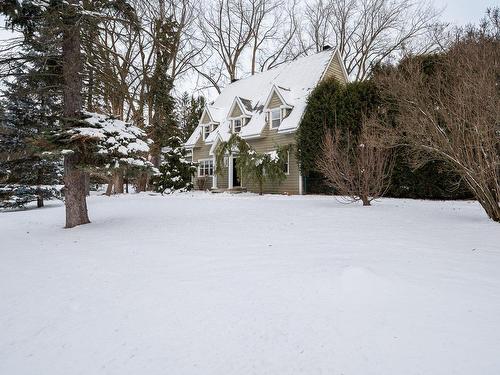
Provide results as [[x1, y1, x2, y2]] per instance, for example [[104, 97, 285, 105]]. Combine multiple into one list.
[[270, 108, 281, 129], [202, 124, 211, 140], [233, 119, 242, 133]]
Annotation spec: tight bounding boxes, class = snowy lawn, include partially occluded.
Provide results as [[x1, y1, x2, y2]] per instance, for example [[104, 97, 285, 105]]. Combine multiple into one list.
[[1, 192, 499, 375]]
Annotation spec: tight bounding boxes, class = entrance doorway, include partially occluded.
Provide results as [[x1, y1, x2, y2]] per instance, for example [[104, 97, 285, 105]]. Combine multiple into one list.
[[232, 157, 241, 187]]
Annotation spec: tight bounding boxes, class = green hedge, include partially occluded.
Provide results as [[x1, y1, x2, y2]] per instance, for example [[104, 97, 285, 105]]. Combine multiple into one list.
[[297, 78, 472, 200]]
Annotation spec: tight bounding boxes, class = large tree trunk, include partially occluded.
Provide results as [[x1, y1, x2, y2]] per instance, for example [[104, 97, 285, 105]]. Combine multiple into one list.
[[64, 153, 90, 228], [62, 2, 90, 228]]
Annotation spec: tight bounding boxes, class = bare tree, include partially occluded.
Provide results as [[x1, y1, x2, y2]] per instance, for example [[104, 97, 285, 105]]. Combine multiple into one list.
[[376, 11, 500, 221], [317, 119, 394, 206], [302, 0, 442, 80], [256, 0, 301, 71], [199, 0, 257, 85]]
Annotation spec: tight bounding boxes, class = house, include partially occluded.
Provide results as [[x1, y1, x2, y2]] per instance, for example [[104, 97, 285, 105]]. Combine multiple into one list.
[[184, 47, 349, 194]]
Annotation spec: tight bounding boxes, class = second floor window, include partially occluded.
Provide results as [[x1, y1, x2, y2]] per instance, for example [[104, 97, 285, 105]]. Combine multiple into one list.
[[202, 125, 211, 140], [270, 108, 281, 129], [233, 119, 242, 133]]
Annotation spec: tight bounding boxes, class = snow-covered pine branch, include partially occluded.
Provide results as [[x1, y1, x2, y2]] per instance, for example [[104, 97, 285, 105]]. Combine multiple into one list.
[[46, 112, 158, 176]]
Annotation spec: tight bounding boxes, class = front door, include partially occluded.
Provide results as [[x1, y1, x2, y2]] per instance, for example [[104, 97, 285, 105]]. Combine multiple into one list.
[[232, 157, 241, 187]]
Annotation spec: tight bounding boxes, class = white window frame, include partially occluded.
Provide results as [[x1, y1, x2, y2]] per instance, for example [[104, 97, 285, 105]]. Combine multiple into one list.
[[202, 124, 211, 140], [265, 150, 290, 175], [230, 116, 249, 133], [269, 108, 281, 129], [202, 123, 219, 141], [283, 150, 290, 175], [198, 159, 214, 177], [232, 118, 242, 133]]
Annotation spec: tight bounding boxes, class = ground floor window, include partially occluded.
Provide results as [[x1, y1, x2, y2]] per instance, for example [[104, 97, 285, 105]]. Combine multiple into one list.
[[282, 151, 290, 175], [198, 159, 214, 176]]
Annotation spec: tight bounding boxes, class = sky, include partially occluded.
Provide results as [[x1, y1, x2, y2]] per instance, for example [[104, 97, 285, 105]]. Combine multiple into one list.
[[435, 0, 496, 25]]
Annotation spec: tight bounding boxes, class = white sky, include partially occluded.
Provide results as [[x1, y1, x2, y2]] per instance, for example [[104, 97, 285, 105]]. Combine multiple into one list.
[[434, 0, 496, 25]]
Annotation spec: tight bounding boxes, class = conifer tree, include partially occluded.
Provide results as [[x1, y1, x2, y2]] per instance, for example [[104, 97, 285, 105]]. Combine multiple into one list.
[[152, 136, 196, 194]]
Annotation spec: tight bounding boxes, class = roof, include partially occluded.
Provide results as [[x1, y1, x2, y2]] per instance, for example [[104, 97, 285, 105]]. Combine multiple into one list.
[[185, 48, 343, 148]]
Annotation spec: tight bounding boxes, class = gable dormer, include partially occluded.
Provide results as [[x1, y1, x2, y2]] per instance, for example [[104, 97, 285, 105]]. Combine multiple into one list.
[[199, 107, 220, 141], [264, 86, 293, 130], [228, 97, 252, 134]]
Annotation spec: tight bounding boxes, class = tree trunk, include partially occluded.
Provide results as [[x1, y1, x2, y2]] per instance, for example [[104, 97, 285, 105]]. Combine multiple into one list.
[[105, 177, 113, 196], [64, 154, 90, 228], [62, 2, 90, 228], [113, 170, 124, 194], [37, 195, 44, 208], [85, 172, 90, 196], [360, 194, 371, 206], [136, 173, 148, 193]]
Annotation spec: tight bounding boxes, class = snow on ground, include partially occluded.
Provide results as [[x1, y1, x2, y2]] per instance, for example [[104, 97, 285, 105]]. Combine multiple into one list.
[[1, 192, 499, 375]]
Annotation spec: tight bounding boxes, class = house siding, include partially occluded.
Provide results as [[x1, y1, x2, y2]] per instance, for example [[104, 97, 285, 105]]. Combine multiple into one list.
[[200, 112, 210, 124], [230, 104, 242, 117], [268, 92, 283, 109], [192, 139, 213, 190], [323, 53, 347, 83], [192, 130, 299, 194], [245, 129, 299, 194]]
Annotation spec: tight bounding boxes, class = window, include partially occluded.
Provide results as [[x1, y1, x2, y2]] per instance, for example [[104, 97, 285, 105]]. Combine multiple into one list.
[[282, 151, 290, 174], [198, 159, 214, 176], [202, 125, 211, 140], [270, 108, 281, 129], [266, 150, 289, 175], [233, 119, 242, 133]]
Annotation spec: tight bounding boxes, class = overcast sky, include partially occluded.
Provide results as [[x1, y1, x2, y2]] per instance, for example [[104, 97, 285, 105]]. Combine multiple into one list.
[[435, 0, 495, 25]]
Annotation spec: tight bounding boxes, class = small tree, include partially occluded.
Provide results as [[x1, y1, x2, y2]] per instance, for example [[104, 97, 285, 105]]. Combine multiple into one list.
[[152, 136, 197, 194], [317, 119, 394, 206], [215, 134, 290, 195]]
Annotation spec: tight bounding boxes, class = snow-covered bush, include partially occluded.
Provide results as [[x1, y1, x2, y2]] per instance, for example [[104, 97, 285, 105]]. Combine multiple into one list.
[[152, 136, 197, 194]]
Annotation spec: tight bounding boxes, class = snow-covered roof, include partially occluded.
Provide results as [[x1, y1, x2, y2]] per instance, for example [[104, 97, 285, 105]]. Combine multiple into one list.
[[185, 48, 342, 148]]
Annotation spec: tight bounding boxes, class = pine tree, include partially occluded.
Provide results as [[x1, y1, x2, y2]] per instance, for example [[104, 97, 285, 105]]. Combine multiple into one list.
[[152, 136, 196, 194], [176, 93, 205, 142]]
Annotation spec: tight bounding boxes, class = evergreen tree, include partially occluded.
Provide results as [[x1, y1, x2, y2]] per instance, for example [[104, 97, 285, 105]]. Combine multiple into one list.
[[176, 93, 205, 142], [152, 136, 197, 194], [0, 70, 62, 185]]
